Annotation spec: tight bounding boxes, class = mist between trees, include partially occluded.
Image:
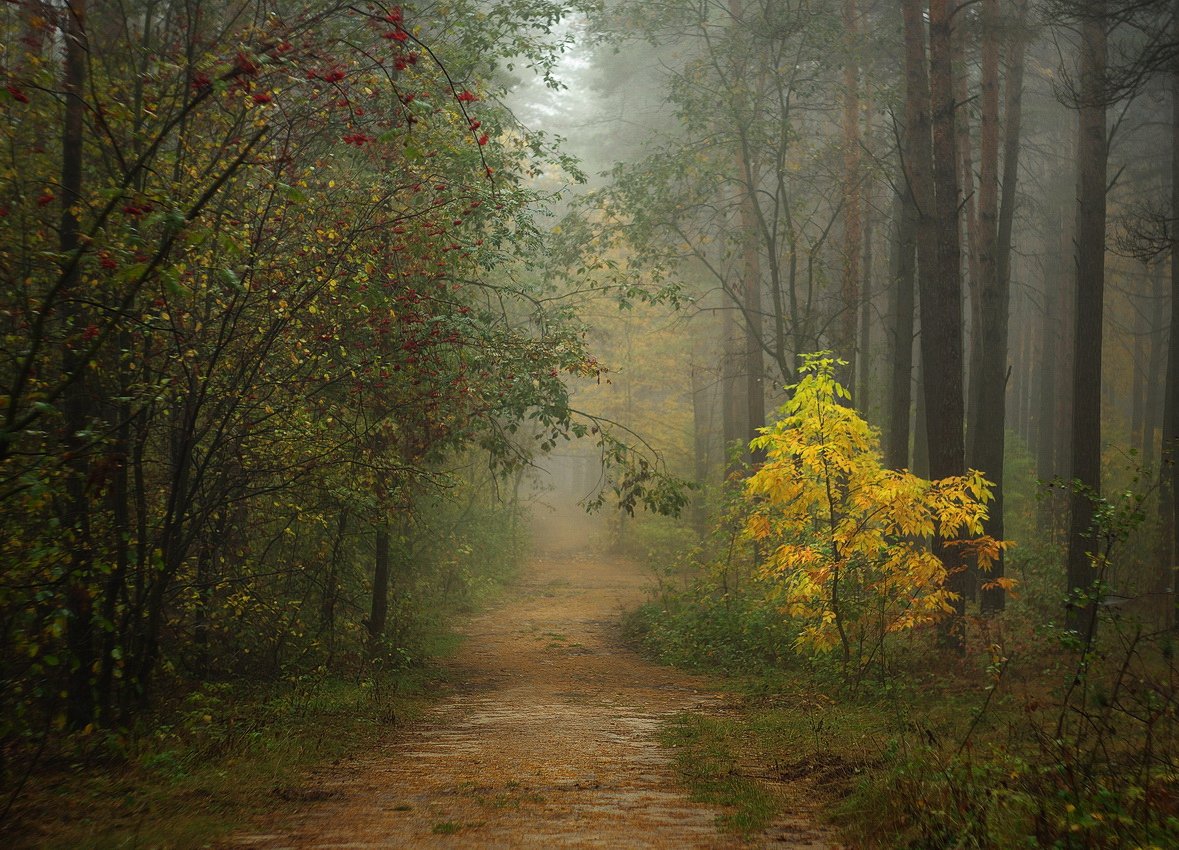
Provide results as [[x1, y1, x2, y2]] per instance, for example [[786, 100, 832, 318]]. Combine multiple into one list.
[[2, 0, 1179, 845], [548, 0, 1178, 640]]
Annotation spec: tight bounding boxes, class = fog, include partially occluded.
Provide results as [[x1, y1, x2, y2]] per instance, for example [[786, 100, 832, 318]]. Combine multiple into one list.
[[507, 0, 1175, 602], [3, 1, 1178, 845]]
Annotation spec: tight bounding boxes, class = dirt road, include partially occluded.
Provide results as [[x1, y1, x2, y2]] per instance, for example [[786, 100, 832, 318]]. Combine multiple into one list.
[[229, 509, 837, 849]]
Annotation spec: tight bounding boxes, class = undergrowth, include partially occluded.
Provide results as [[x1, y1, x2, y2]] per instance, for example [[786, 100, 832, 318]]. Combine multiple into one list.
[[2, 668, 441, 849], [628, 367, 1178, 848], [1, 497, 527, 848], [634, 591, 1179, 848]]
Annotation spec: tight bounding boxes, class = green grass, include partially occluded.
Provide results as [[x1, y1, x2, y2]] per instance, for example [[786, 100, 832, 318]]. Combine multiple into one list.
[[660, 712, 779, 835], [4, 669, 444, 849]]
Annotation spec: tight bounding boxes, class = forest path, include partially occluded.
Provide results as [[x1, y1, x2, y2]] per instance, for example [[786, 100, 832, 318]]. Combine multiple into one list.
[[227, 507, 837, 849]]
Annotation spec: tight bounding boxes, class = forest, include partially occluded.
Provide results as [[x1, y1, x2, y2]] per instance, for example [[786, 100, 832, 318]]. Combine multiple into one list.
[[1, 0, 1177, 847]]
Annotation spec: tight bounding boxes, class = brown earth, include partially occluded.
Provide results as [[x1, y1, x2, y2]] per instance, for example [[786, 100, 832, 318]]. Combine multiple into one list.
[[227, 508, 840, 849]]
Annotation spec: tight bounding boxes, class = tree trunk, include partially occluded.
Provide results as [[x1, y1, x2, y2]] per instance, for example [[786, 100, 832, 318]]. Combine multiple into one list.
[[887, 188, 917, 470], [1143, 263, 1166, 470], [691, 362, 711, 535], [901, 0, 937, 489], [1132, 286, 1147, 455], [1036, 278, 1058, 483], [1036, 201, 1070, 498], [1161, 0, 1179, 626], [368, 524, 391, 651], [913, 347, 931, 479], [956, 0, 983, 453], [737, 153, 766, 461], [965, 0, 1001, 605], [1066, 7, 1107, 637], [841, 0, 862, 393], [1017, 296, 1033, 441], [859, 182, 875, 416], [977, 0, 1027, 614], [925, 0, 968, 649], [323, 510, 349, 665], [726, 0, 764, 469], [722, 279, 745, 476], [1056, 216, 1076, 489], [60, 0, 95, 728]]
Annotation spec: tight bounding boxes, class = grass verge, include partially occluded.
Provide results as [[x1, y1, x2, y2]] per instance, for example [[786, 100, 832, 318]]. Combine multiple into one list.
[[3, 665, 446, 849], [661, 712, 778, 835], [658, 673, 887, 841]]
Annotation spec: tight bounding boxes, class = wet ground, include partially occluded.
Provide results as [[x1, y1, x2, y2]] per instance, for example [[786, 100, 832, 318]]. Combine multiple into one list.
[[228, 508, 839, 849]]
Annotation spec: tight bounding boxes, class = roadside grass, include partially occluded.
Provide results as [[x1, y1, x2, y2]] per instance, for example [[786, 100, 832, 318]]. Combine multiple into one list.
[[3, 539, 522, 848], [657, 671, 890, 839], [634, 604, 1179, 848], [660, 712, 779, 835], [3, 665, 447, 849]]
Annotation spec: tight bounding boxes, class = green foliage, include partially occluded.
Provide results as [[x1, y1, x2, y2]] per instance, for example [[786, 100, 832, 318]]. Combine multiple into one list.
[[626, 592, 798, 672], [0, 0, 685, 749]]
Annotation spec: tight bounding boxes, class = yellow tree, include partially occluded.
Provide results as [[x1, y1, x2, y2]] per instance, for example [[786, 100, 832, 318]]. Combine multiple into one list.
[[744, 354, 1008, 675]]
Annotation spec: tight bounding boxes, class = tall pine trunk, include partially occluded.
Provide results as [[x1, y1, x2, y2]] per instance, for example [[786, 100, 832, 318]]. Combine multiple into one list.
[[1143, 264, 1166, 469], [859, 184, 875, 416], [1066, 6, 1108, 637], [740, 174, 766, 458], [1160, 0, 1179, 626], [976, 0, 1027, 614], [841, 0, 862, 393], [956, 0, 983, 449], [887, 188, 917, 470], [61, 0, 96, 728], [925, 0, 968, 648], [722, 301, 744, 475]]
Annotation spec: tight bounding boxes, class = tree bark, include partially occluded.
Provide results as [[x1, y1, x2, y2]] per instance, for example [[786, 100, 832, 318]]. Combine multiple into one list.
[[691, 362, 711, 534], [722, 302, 744, 476], [323, 510, 349, 665], [901, 0, 936, 487], [740, 181, 766, 460], [841, 0, 862, 393], [956, 0, 983, 452], [925, 0, 968, 649], [1056, 213, 1076, 490], [1143, 263, 1166, 470], [966, 0, 1001, 606], [913, 344, 931, 479], [1036, 280, 1058, 483], [1132, 286, 1147, 455], [368, 524, 391, 651], [61, 0, 95, 728], [887, 188, 917, 470], [1160, 0, 1179, 626], [977, 0, 1027, 614], [1066, 6, 1107, 637], [859, 183, 875, 416]]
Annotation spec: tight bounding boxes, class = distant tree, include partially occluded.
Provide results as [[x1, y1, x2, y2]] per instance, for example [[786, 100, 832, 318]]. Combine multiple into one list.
[[566, 0, 857, 466]]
